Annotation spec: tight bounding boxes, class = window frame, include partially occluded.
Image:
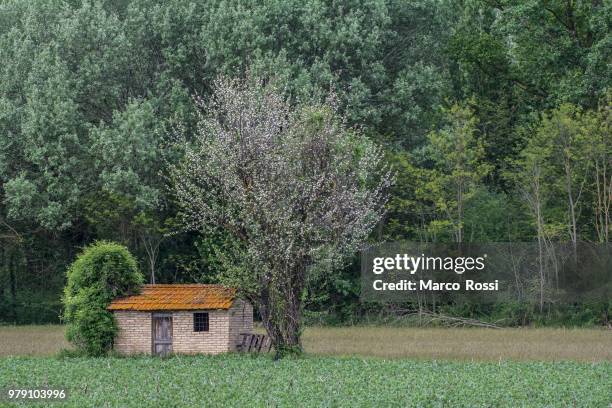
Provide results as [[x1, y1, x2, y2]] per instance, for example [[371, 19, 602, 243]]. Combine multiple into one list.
[[193, 312, 209, 332]]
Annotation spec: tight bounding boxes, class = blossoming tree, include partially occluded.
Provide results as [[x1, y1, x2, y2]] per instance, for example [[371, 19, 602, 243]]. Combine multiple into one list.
[[167, 76, 392, 357]]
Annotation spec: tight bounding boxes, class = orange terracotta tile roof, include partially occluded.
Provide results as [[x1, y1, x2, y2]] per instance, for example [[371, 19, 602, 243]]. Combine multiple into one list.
[[107, 284, 237, 311]]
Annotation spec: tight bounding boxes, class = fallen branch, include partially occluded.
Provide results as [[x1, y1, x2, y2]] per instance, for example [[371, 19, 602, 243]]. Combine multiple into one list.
[[391, 309, 502, 329]]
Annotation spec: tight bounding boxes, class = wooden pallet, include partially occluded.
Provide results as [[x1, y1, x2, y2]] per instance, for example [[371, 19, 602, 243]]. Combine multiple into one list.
[[238, 333, 272, 353]]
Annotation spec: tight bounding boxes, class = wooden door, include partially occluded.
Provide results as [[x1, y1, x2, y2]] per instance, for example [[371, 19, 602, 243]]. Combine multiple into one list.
[[152, 314, 173, 356]]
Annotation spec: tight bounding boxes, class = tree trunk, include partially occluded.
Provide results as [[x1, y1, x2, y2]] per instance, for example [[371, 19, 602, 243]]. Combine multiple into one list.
[[564, 157, 580, 266], [595, 161, 611, 243], [0, 246, 4, 310], [9, 251, 17, 323], [258, 267, 304, 359], [140, 233, 162, 285], [259, 305, 302, 359], [527, 164, 546, 313], [536, 197, 545, 313]]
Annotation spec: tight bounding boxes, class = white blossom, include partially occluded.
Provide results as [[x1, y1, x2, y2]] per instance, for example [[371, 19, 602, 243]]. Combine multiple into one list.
[[166, 75, 393, 354]]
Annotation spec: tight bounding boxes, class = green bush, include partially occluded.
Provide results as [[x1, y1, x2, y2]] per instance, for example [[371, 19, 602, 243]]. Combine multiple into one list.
[[63, 241, 143, 356]]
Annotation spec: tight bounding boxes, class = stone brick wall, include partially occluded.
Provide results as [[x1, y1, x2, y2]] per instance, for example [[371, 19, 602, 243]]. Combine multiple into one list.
[[113, 311, 152, 354], [228, 299, 254, 351], [172, 310, 230, 354]]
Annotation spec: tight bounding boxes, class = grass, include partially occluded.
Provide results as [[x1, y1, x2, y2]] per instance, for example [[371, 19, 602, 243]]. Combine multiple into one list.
[[0, 354, 610, 407], [302, 326, 612, 362], [1, 325, 610, 362], [0, 325, 69, 357], [0, 325, 610, 406]]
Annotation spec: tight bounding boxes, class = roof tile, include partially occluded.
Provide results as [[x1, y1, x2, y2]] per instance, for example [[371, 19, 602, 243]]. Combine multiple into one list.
[[107, 284, 236, 311]]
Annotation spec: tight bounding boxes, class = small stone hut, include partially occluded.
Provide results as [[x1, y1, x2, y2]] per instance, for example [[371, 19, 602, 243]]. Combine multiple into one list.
[[107, 284, 253, 355]]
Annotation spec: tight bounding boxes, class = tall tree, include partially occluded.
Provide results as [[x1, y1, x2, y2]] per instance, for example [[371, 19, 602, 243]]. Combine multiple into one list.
[[167, 76, 392, 356], [511, 144, 550, 311], [417, 103, 491, 242], [536, 104, 593, 253], [591, 95, 612, 243]]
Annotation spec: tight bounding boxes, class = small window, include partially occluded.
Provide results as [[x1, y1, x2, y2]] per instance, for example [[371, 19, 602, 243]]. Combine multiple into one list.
[[193, 312, 209, 332]]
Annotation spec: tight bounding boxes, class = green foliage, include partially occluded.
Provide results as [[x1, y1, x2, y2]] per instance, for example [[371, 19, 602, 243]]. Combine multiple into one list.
[[447, 0, 611, 184], [0, 355, 610, 406], [63, 241, 143, 356], [0, 290, 62, 325], [0, 0, 451, 324], [383, 151, 430, 241], [437, 301, 611, 328], [508, 102, 610, 244], [0, 0, 450, 232], [90, 99, 162, 211], [421, 103, 492, 241], [0, 0, 609, 326], [386, 103, 493, 242], [462, 187, 531, 242]]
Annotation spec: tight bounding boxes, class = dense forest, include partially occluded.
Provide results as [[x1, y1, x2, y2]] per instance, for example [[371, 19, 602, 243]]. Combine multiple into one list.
[[0, 0, 610, 324]]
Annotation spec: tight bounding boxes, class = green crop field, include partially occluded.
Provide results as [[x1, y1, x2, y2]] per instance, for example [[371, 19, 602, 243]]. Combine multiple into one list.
[[1, 326, 610, 406], [0, 355, 610, 407]]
